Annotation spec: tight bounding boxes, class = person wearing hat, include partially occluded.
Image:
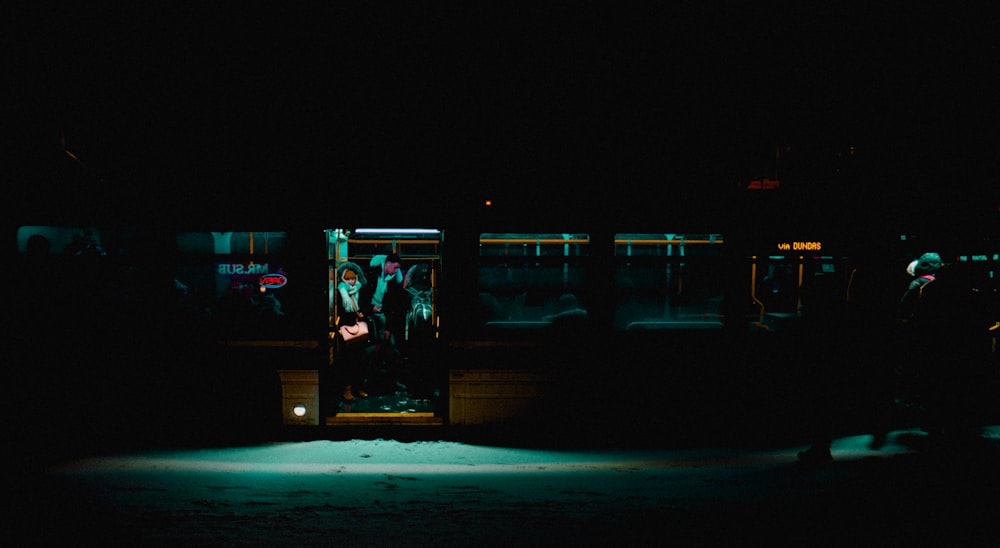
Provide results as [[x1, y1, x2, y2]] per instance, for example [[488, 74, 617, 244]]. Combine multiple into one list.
[[899, 251, 988, 446], [335, 261, 369, 402], [899, 252, 942, 323]]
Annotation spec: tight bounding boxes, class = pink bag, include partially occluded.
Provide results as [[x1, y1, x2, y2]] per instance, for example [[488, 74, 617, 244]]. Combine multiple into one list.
[[338, 294, 369, 343], [339, 320, 369, 343]]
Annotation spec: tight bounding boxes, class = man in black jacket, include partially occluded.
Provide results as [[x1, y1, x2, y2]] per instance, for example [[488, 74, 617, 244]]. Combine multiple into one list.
[[362, 254, 408, 390]]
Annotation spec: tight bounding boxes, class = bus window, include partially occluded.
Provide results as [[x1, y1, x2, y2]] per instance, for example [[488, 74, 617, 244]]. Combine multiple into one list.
[[748, 251, 852, 332], [174, 231, 295, 339], [613, 233, 725, 330], [17, 225, 110, 256], [477, 233, 590, 331], [16, 225, 138, 329]]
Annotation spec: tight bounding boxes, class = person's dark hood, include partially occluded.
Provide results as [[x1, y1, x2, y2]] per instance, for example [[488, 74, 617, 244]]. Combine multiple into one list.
[[913, 252, 942, 276]]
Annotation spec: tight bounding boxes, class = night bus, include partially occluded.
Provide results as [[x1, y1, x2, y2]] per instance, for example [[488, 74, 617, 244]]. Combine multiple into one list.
[[10, 215, 998, 444]]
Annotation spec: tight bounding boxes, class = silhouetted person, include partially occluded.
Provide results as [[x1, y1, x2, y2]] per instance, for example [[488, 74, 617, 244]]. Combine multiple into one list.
[[15, 234, 64, 350], [796, 263, 852, 465], [19, 234, 54, 313], [399, 263, 437, 399], [252, 288, 286, 337], [906, 257, 990, 447], [543, 292, 590, 344], [64, 230, 106, 257], [362, 254, 407, 393]]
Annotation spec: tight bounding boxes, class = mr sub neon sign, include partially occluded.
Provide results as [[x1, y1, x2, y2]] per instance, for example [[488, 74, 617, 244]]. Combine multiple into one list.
[[217, 262, 270, 275], [217, 262, 289, 289]]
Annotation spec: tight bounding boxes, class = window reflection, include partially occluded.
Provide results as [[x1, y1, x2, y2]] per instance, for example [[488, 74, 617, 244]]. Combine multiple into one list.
[[613, 234, 725, 330], [173, 231, 292, 339], [477, 234, 589, 330]]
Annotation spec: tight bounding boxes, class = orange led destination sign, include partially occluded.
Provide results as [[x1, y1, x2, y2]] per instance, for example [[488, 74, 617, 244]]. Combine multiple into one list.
[[776, 241, 822, 251]]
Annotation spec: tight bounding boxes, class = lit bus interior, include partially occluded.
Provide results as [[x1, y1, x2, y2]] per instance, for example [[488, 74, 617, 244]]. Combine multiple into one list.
[[328, 228, 441, 338], [747, 243, 852, 332], [326, 228, 444, 424], [958, 253, 1000, 350]]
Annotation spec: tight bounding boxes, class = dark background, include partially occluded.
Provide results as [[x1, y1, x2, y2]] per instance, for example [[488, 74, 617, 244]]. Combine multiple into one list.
[[5, 3, 998, 230], [4, 3, 1000, 457], [5, 11, 1000, 546]]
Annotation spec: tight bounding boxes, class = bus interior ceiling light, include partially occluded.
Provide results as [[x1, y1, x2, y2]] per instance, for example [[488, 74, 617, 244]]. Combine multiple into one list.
[[354, 228, 440, 235]]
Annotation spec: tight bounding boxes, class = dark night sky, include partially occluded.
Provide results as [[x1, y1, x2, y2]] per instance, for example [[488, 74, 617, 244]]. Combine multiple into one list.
[[4, 3, 999, 226]]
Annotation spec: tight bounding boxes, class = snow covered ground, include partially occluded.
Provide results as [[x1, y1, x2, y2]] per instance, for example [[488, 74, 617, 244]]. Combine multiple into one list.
[[15, 428, 1000, 546]]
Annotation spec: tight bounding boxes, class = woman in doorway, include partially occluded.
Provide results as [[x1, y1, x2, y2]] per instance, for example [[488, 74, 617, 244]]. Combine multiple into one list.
[[335, 261, 369, 402]]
